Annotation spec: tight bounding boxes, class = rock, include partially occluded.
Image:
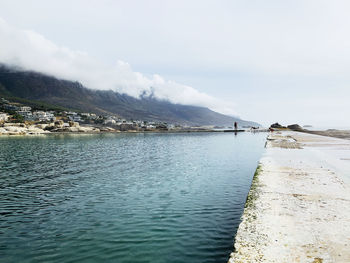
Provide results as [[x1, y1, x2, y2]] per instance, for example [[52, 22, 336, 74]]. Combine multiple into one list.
[[36, 124, 48, 129], [54, 120, 64, 128], [67, 127, 79, 132], [287, 124, 304, 131], [100, 127, 115, 132], [0, 127, 7, 134], [4, 123, 25, 127], [44, 125, 55, 131], [3, 126, 27, 135], [270, 122, 286, 129], [78, 127, 92, 132], [77, 126, 101, 132], [27, 126, 48, 134], [69, 121, 80, 127], [0, 125, 49, 135]]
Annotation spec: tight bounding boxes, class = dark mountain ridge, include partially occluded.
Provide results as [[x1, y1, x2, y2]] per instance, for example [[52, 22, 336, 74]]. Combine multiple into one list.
[[0, 65, 259, 126]]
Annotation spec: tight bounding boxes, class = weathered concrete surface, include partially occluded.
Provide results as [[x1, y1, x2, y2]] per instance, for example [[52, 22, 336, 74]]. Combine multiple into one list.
[[229, 131, 350, 263]]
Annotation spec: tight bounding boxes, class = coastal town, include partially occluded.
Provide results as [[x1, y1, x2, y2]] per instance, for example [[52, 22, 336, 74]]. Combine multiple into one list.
[[0, 97, 180, 135]]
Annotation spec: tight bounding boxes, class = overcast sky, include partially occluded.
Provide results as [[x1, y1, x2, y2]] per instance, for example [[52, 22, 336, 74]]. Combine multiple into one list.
[[1, 0, 350, 127]]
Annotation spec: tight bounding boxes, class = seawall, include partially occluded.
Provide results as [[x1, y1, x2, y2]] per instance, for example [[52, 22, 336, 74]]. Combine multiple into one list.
[[228, 131, 350, 263]]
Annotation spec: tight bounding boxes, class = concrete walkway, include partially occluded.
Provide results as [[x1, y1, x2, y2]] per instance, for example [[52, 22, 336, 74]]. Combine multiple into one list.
[[228, 131, 350, 263]]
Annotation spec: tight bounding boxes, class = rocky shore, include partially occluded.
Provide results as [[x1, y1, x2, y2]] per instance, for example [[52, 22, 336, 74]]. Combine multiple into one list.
[[0, 121, 261, 136], [269, 122, 350, 140], [0, 121, 101, 135], [0, 123, 49, 135], [228, 131, 350, 263]]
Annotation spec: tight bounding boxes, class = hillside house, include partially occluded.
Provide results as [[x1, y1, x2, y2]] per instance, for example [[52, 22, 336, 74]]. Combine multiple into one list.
[[19, 106, 32, 112], [67, 112, 82, 122], [33, 111, 56, 122], [3, 104, 19, 111], [17, 110, 34, 121]]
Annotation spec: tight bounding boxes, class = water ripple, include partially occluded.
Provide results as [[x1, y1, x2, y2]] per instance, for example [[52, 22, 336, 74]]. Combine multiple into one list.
[[0, 132, 266, 263]]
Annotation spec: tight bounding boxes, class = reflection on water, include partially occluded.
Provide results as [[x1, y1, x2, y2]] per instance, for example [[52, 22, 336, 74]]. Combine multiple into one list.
[[0, 132, 266, 263]]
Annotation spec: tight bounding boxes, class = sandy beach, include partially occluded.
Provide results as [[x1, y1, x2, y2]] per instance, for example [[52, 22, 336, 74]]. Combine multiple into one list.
[[229, 131, 350, 263]]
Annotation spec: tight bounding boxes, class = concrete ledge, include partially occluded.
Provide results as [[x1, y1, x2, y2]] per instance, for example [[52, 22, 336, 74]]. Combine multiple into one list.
[[228, 131, 350, 263]]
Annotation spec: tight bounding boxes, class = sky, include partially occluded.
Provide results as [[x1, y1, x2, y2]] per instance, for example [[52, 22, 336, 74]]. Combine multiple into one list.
[[0, 0, 350, 127]]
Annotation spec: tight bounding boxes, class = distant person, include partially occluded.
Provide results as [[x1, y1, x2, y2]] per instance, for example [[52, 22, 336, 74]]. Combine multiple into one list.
[[234, 122, 238, 130]]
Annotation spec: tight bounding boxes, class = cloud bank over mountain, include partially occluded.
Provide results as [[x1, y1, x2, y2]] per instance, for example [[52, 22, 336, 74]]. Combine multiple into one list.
[[0, 17, 237, 116]]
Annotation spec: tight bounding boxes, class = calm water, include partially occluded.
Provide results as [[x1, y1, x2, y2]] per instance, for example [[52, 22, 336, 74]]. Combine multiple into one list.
[[0, 132, 266, 263]]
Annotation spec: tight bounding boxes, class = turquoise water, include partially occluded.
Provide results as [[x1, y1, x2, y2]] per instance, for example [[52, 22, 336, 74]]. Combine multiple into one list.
[[0, 132, 266, 263]]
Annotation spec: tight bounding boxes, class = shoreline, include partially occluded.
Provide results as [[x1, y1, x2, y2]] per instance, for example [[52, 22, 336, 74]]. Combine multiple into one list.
[[228, 131, 350, 262], [0, 126, 254, 136]]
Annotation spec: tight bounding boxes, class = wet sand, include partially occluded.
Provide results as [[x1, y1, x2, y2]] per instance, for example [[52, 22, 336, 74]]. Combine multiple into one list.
[[228, 131, 350, 263]]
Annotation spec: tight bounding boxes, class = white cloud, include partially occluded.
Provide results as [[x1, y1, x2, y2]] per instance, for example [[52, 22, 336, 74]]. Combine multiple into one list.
[[0, 17, 238, 116], [2, 1, 350, 126]]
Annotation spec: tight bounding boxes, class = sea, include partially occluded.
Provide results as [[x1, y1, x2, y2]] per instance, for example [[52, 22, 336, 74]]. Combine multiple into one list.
[[0, 132, 266, 263]]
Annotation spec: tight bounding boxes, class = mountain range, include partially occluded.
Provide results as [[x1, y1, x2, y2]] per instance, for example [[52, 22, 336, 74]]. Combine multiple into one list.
[[0, 65, 259, 127]]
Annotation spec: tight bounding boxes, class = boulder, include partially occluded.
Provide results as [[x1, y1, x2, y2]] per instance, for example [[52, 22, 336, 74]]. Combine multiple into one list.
[[0, 127, 7, 134], [67, 127, 79, 132], [4, 126, 27, 134], [270, 123, 286, 129], [100, 127, 115, 132], [69, 121, 80, 127], [27, 125, 37, 130], [54, 120, 64, 128], [77, 126, 100, 132], [4, 123, 25, 127], [78, 127, 92, 132], [287, 124, 304, 131], [36, 124, 48, 129], [27, 126, 48, 134]]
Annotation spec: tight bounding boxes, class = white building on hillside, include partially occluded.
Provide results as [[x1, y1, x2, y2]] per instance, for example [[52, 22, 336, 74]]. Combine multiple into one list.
[[81, 113, 98, 120], [3, 104, 19, 111], [67, 112, 82, 122], [17, 106, 34, 121], [19, 106, 32, 112], [33, 111, 56, 122]]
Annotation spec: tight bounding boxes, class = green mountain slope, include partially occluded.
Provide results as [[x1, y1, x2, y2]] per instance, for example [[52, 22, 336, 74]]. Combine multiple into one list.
[[0, 65, 259, 126]]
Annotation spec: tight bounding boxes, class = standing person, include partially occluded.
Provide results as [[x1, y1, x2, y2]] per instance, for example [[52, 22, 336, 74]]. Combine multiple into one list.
[[234, 122, 238, 130]]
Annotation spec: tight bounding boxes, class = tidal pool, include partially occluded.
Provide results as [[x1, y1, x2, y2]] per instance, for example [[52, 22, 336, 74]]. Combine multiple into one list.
[[0, 132, 266, 263]]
